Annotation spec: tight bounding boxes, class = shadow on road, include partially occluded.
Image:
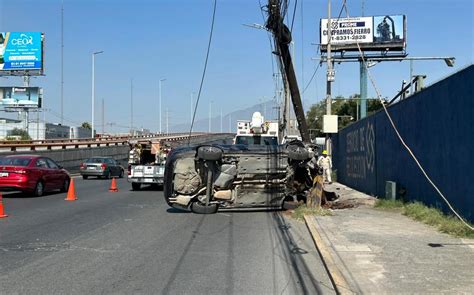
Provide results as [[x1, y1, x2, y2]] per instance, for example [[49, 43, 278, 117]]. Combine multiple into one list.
[[166, 207, 190, 214], [1, 191, 63, 199]]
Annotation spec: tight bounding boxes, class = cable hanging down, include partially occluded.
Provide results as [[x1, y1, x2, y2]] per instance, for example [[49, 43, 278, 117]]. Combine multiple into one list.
[[187, 0, 217, 145], [339, 1, 473, 231]]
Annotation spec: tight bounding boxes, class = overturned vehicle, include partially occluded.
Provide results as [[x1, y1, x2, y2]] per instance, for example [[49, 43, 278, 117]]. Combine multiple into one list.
[[164, 142, 319, 214]]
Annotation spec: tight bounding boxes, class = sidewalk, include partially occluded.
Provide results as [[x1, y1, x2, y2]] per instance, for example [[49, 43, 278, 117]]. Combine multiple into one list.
[[306, 183, 474, 294]]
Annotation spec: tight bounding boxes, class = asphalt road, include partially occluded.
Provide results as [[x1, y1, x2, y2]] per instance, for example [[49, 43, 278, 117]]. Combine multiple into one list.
[[0, 177, 335, 294]]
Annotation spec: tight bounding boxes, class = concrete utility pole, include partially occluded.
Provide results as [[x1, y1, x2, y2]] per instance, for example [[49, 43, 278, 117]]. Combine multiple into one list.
[[325, 0, 333, 154], [91, 50, 104, 138], [159, 78, 166, 134]]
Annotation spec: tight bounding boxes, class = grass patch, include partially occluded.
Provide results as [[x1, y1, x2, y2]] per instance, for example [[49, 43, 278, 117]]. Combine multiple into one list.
[[374, 199, 404, 210], [375, 199, 474, 238], [292, 205, 333, 221]]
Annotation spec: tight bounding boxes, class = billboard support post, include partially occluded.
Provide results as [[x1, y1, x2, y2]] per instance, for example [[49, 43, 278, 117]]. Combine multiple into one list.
[[360, 62, 368, 118], [325, 0, 333, 156]]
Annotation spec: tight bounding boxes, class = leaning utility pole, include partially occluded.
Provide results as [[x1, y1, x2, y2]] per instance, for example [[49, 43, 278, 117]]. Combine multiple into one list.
[[266, 0, 310, 143]]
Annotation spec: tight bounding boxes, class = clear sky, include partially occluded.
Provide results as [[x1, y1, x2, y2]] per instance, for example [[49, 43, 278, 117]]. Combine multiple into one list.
[[0, 0, 472, 133]]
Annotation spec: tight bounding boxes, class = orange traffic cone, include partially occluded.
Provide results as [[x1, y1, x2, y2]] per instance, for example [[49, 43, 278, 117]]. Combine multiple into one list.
[[65, 178, 77, 201], [109, 177, 118, 192], [0, 193, 8, 218]]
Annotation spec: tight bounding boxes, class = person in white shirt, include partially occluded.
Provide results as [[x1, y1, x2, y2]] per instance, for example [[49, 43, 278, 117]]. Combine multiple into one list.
[[317, 150, 333, 183]]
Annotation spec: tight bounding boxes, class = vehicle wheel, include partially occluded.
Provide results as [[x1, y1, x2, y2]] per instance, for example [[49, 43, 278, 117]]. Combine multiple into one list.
[[132, 183, 141, 191], [287, 145, 310, 161], [191, 201, 218, 214], [119, 169, 124, 178], [61, 178, 70, 193], [197, 146, 223, 161], [34, 181, 44, 197], [82, 175, 88, 180]]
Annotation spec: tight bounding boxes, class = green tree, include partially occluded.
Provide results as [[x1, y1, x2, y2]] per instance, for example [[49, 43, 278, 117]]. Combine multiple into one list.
[[7, 128, 31, 140], [305, 94, 384, 139], [81, 122, 91, 130]]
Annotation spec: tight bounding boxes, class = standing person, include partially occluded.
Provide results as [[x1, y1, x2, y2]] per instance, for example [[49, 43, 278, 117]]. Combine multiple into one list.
[[317, 150, 333, 184]]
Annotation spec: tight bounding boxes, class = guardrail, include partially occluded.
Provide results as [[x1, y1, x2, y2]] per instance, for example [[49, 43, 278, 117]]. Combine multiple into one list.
[[0, 133, 230, 152]]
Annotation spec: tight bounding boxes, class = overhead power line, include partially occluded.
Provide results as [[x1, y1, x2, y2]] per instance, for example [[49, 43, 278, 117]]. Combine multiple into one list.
[[188, 0, 217, 144]]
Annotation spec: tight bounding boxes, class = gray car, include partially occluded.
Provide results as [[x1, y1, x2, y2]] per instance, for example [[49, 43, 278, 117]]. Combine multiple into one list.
[[79, 157, 124, 179]]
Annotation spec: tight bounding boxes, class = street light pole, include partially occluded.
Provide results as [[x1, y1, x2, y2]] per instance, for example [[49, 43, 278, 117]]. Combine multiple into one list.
[[209, 100, 213, 133], [166, 108, 169, 134], [130, 78, 133, 135], [190, 92, 194, 123], [159, 78, 166, 134], [91, 50, 104, 138]]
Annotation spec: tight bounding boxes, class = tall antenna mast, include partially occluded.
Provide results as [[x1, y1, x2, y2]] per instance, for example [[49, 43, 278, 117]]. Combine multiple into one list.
[[60, 0, 64, 125]]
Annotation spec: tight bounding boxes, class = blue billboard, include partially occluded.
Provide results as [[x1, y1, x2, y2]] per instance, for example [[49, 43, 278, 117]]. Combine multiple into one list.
[[0, 32, 43, 71]]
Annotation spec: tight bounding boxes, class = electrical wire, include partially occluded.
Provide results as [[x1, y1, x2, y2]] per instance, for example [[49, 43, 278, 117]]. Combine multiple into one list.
[[340, 2, 474, 231], [258, 0, 276, 75], [302, 62, 321, 94], [290, 0, 297, 33], [187, 0, 217, 145]]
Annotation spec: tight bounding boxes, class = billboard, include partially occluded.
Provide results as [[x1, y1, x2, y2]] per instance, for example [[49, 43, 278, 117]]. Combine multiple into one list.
[[0, 86, 42, 108], [0, 32, 43, 72], [320, 15, 406, 52]]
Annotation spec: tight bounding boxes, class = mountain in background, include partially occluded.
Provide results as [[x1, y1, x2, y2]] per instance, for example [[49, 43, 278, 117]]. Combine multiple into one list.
[[171, 100, 281, 133]]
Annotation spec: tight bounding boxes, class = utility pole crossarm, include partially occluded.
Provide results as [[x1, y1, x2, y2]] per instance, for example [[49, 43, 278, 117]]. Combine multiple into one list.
[[265, 0, 310, 143]]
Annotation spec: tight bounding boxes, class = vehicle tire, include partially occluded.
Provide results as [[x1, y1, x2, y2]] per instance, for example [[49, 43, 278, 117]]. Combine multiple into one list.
[[132, 183, 141, 191], [191, 201, 218, 214], [61, 178, 70, 193], [119, 169, 124, 178], [82, 175, 88, 180], [287, 145, 310, 161], [34, 181, 44, 197], [197, 146, 223, 161]]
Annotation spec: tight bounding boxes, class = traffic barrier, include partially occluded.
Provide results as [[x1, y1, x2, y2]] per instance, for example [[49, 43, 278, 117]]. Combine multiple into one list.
[[0, 193, 8, 218], [109, 178, 118, 192], [0, 132, 230, 153], [65, 178, 77, 201]]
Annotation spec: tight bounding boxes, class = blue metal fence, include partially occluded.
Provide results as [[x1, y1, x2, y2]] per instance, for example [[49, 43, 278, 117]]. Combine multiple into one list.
[[333, 65, 474, 222]]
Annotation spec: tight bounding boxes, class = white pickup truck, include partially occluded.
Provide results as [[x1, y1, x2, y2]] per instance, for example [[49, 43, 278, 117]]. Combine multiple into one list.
[[127, 140, 168, 190]]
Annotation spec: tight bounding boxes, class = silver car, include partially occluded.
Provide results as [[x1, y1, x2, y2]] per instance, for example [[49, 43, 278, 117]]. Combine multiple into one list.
[[79, 157, 124, 180]]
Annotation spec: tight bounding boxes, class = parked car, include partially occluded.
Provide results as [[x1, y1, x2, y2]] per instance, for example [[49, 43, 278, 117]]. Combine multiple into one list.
[[0, 155, 70, 197], [80, 157, 124, 179]]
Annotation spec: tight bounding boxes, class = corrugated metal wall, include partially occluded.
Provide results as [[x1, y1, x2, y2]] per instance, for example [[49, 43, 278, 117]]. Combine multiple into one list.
[[333, 65, 474, 222]]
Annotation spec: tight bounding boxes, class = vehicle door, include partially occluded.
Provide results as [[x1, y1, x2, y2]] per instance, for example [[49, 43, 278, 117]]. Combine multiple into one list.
[[34, 158, 52, 190], [106, 158, 118, 176], [46, 158, 64, 189], [112, 159, 123, 176]]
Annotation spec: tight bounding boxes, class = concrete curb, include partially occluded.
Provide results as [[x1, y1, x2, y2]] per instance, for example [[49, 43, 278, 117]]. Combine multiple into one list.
[[304, 214, 355, 295]]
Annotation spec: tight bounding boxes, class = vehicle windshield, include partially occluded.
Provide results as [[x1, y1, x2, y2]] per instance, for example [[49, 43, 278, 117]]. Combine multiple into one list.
[[85, 158, 107, 163], [235, 136, 278, 146], [0, 157, 32, 166]]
